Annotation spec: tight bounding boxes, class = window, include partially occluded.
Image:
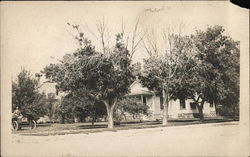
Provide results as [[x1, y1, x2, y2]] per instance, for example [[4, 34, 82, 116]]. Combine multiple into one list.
[[190, 102, 197, 109], [180, 99, 186, 109], [132, 96, 141, 101], [135, 96, 140, 100], [210, 103, 214, 108], [160, 97, 164, 110], [142, 96, 147, 105]]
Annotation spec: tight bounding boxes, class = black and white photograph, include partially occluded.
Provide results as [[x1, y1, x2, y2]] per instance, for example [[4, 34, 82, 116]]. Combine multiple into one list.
[[1, 1, 249, 156]]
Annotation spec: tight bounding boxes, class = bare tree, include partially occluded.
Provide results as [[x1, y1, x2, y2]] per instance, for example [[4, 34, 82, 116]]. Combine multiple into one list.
[[86, 16, 145, 59], [129, 18, 146, 59], [141, 24, 195, 125], [96, 16, 108, 54]]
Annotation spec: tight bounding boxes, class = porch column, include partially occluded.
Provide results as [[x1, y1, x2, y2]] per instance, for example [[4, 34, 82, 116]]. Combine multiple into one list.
[[141, 95, 143, 104]]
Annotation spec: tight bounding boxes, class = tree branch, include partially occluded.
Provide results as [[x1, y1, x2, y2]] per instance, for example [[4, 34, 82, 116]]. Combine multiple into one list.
[[96, 16, 107, 54]]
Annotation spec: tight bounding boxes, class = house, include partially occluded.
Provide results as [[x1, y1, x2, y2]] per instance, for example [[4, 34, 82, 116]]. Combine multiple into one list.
[[38, 82, 63, 100], [39, 81, 217, 122], [126, 80, 217, 120], [38, 82, 62, 123]]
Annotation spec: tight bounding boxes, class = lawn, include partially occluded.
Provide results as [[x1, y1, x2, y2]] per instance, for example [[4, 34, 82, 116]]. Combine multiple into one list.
[[12, 118, 236, 136]]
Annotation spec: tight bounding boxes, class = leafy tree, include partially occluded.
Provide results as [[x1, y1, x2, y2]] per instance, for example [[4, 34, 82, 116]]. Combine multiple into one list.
[[59, 91, 107, 124], [216, 105, 239, 120], [170, 37, 199, 107], [140, 34, 195, 125], [87, 101, 107, 125], [116, 97, 149, 120], [42, 33, 135, 128], [141, 26, 239, 122], [186, 25, 240, 121], [12, 68, 47, 118]]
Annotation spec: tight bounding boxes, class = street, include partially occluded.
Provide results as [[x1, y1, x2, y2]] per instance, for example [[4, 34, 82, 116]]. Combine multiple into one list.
[[2, 122, 249, 156]]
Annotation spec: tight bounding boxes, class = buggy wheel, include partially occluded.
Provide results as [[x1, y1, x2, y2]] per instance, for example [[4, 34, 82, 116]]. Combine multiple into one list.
[[12, 121, 19, 131], [30, 120, 37, 129]]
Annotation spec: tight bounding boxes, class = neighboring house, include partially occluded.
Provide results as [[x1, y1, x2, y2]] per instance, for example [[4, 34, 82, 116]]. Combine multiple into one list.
[[126, 80, 217, 120], [38, 82, 62, 100], [38, 82, 62, 122]]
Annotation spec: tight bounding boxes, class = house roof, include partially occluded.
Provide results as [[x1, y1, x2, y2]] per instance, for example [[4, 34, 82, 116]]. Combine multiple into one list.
[[126, 80, 154, 96]]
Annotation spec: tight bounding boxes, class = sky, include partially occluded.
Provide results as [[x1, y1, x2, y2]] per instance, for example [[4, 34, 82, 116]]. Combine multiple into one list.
[[1, 1, 249, 81]]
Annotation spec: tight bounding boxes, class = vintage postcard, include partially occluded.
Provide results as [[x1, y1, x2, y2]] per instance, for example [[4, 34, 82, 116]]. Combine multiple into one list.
[[1, 1, 249, 156]]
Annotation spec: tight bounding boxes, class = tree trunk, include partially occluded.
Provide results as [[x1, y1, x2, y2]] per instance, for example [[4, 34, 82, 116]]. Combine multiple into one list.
[[107, 107, 114, 128], [91, 112, 96, 126], [103, 99, 117, 129], [197, 106, 204, 122], [123, 112, 127, 121], [91, 117, 95, 126], [196, 100, 205, 122], [61, 113, 65, 124], [162, 88, 169, 125]]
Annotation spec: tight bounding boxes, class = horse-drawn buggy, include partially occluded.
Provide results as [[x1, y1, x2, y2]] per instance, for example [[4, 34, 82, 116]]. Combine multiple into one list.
[[12, 107, 38, 131]]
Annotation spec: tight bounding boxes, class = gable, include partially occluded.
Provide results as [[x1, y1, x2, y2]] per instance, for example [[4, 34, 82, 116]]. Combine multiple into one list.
[[128, 80, 153, 96]]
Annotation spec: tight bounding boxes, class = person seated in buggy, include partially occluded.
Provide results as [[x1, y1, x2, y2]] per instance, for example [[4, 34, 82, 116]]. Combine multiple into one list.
[[12, 106, 23, 130], [12, 107, 37, 130], [12, 106, 23, 121]]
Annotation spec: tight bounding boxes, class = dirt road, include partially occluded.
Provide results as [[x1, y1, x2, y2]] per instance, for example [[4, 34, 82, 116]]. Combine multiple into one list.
[[2, 122, 249, 156]]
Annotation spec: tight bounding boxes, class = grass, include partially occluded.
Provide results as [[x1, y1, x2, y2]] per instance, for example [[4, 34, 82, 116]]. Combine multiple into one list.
[[12, 117, 237, 136]]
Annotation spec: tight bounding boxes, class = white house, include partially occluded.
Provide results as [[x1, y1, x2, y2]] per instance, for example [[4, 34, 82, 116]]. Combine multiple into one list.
[[38, 82, 63, 100], [39, 81, 217, 121], [126, 80, 217, 120], [38, 82, 62, 123]]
